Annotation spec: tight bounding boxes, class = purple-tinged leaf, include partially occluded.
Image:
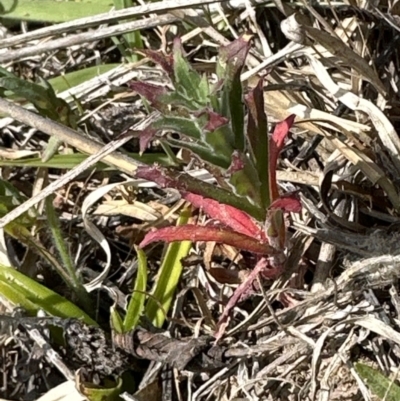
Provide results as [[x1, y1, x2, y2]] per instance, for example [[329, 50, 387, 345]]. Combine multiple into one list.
[[245, 79, 269, 208], [227, 150, 245, 174], [215, 256, 283, 341], [130, 82, 167, 110], [139, 49, 174, 77], [217, 34, 253, 79], [202, 110, 229, 132], [269, 114, 296, 201], [135, 165, 263, 220], [139, 126, 158, 154], [139, 225, 276, 255], [269, 193, 302, 213], [184, 193, 264, 239], [135, 165, 179, 189]]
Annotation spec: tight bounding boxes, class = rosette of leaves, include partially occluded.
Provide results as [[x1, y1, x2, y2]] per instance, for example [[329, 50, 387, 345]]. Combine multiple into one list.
[[131, 36, 301, 337]]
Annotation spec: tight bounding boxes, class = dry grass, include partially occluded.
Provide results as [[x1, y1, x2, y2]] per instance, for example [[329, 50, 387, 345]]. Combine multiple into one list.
[[2, 1, 400, 400]]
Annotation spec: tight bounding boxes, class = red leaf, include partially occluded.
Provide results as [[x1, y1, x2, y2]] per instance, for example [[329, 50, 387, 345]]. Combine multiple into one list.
[[269, 192, 302, 213], [215, 257, 282, 341], [184, 193, 264, 239], [139, 225, 276, 255], [269, 114, 296, 201]]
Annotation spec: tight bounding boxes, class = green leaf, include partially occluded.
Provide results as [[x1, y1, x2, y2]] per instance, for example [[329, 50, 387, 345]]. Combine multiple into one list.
[[166, 136, 231, 168], [217, 35, 252, 151], [355, 363, 400, 401], [79, 377, 123, 401], [202, 125, 234, 161], [0, 0, 114, 23], [145, 207, 192, 328], [159, 91, 201, 111], [45, 194, 92, 308], [152, 116, 203, 140], [245, 79, 269, 208], [0, 152, 177, 169], [172, 38, 206, 105], [228, 151, 263, 208], [0, 72, 76, 128], [0, 264, 98, 326], [0, 179, 37, 229], [136, 165, 264, 220], [123, 246, 148, 332], [49, 64, 120, 94], [110, 306, 125, 334], [112, 0, 143, 62]]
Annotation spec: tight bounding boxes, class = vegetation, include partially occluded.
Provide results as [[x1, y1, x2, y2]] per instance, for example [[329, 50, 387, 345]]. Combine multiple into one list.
[[1, 1, 400, 400]]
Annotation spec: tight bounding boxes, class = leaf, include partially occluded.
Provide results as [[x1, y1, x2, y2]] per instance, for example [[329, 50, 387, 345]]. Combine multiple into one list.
[[0, 0, 114, 23], [145, 207, 192, 328], [269, 114, 296, 201], [151, 116, 204, 140], [45, 195, 91, 308], [217, 35, 252, 151], [130, 81, 167, 110], [159, 91, 202, 111], [138, 126, 158, 154], [227, 150, 263, 207], [269, 193, 302, 213], [140, 225, 276, 255], [245, 79, 270, 208], [0, 152, 175, 169], [215, 257, 274, 341], [140, 49, 174, 77], [135, 165, 264, 220], [49, 64, 120, 93], [110, 306, 125, 334], [78, 376, 123, 401], [199, 125, 235, 164], [355, 363, 400, 401], [123, 246, 148, 331], [0, 264, 98, 326], [113, 0, 143, 63], [172, 37, 206, 105], [183, 193, 263, 239], [201, 110, 229, 132], [166, 135, 231, 168]]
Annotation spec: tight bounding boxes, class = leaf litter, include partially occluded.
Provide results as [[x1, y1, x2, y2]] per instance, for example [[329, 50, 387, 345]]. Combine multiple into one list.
[[3, 2, 400, 401]]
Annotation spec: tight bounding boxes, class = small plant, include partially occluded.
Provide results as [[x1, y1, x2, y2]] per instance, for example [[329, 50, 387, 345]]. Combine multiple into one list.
[[131, 35, 301, 337]]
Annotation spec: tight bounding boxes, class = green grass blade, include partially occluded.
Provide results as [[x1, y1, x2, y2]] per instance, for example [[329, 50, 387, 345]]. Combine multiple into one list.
[[355, 363, 400, 401], [113, 0, 143, 62], [123, 246, 148, 332], [0, 152, 178, 169], [49, 64, 120, 94], [0, 264, 98, 326], [0, 0, 114, 23], [45, 195, 92, 309], [145, 207, 192, 328]]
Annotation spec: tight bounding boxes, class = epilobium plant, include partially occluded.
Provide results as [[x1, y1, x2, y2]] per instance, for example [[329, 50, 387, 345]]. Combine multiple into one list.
[[131, 36, 301, 337]]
